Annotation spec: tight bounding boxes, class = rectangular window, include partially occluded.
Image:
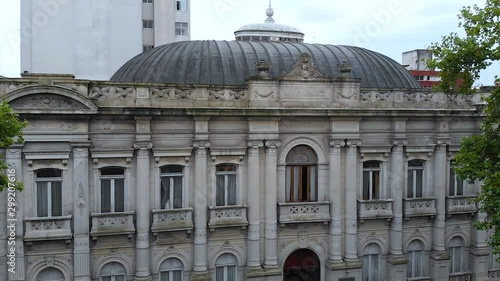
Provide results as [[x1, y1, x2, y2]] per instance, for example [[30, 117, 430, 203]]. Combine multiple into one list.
[[216, 265, 236, 281], [160, 270, 182, 281], [36, 169, 63, 217], [286, 166, 317, 202], [362, 254, 379, 281], [450, 246, 463, 273], [407, 160, 424, 198], [100, 168, 125, 213], [216, 165, 237, 206], [143, 20, 154, 29], [160, 166, 184, 209], [407, 250, 423, 278], [176, 0, 187, 11], [143, 0, 153, 3], [363, 162, 380, 200], [175, 22, 188, 36], [449, 160, 464, 196]]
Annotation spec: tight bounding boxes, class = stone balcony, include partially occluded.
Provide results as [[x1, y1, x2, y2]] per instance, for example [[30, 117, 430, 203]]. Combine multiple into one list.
[[446, 195, 477, 216], [90, 211, 135, 238], [489, 269, 500, 281], [407, 277, 432, 281], [151, 208, 194, 235], [403, 197, 437, 218], [449, 272, 471, 281], [208, 205, 248, 230], [277, 202, 331, 225], [24, 215, 72, 241], [357, 199, 394, 221]]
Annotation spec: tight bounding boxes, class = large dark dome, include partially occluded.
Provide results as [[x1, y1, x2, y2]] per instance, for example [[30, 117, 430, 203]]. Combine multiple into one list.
[[111, 40, 421, 89]]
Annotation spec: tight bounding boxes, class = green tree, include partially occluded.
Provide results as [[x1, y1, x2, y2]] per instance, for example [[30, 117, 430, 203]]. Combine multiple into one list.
[[428, 0, 500, 253], [0, 100, 27, 191]]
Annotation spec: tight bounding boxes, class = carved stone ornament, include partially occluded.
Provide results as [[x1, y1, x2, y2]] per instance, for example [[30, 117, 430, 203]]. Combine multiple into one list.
[[89, 87, 111, 99], [283, 53, 328, 80], [229, 90, 246, 100], [255, 59, 272, 78], [133, 142, 154, 150], [11, 94, 86, 110], [76, 183, 86, 215], [173, 89, 192, 99], [209, 90, 225, 100], [115, 87, 134, 98], [151, 88, 171, 99]]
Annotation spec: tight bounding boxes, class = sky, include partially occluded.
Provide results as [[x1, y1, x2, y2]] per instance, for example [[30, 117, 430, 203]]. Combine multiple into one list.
[[1, 0, 498, 85]]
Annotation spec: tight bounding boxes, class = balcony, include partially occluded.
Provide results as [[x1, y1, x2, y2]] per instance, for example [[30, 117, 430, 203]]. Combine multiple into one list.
[[277, 202, 331, 225], [449, 272, 471, 281], [151, 208, 194, 235], [489, 269, 500, 281], [403, 197, 437, 218], [208, 205, 248, 230], [358, 199, 394, 221], [90, 211, 135, 238], [446, 195, 477, 216], [407, 278, 432, 281], [24, 215, 72, 241]]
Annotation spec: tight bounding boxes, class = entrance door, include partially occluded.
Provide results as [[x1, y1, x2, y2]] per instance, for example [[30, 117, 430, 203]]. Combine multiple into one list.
[[283, 249, 320, 281]]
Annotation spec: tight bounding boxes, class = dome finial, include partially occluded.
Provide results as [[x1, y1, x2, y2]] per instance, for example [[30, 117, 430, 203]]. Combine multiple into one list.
[[265, 0, 275, 23]]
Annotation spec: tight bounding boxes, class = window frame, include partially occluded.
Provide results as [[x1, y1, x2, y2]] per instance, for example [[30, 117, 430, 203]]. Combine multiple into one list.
[[362, 161, 381, 200], [99, 167, 126, 213], [449, 236, 465, 273], [100, 262, 126, 281], [143, 20, 154, 29], [215, 253, 238, 281], [176, 0, 187, 11], [175, 22, 189, 36], [142, 0, 153, 3], [160, 165, 185, 210], [406, 240, 425, 278], [362, 243, 381, 281], [35, 169, 63, 218], [159, 258, 184, 281], [407, 159, 425, 198], [449, 160, 465, 196], [285, 145, 318, 203], [215, 164, 238, 207]]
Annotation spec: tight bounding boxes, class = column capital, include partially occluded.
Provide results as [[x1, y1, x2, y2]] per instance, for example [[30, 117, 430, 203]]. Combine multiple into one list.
[[247, 140, 264, 149], [264, 140, 281, 149], [392, 139, 407, 152], [434, 138, 451, 149], [192, 140, 210, 150], [345, 139, 361, 149], [329, 139, 346, 148], [134, 142, 153, 150]]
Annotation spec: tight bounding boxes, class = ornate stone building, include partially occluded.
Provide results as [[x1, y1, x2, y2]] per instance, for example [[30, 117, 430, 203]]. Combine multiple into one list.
[[0, 6, 496, 281]]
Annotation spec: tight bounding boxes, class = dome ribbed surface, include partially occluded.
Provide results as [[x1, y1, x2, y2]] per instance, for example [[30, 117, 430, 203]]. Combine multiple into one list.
[[111, 40, 421, 89]]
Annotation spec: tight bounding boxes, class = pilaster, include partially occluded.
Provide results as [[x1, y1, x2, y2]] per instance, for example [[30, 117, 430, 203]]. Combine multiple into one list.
[[134, 142, 153, 281], [6, 146, 25, 281], [328, 139, 344, 263], [264, 140, 280, 268], [72, 143, 91, 281], [345, 140, 361, 261], [247, 140, 263, 268]]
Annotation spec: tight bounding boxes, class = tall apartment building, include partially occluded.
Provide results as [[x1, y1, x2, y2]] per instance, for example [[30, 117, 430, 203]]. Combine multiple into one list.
[[20, 0, 190, 80], [402, 49, 441, 89]]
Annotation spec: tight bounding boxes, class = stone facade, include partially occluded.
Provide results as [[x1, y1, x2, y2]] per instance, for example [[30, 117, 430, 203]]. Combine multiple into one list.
[[0, 67, 494, 281]]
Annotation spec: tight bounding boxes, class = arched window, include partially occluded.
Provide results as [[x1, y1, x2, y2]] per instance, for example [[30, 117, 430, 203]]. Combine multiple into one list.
[[37, 267, 64, 281], [100, 262, 126, 281], [362, 243, 381, 281], [363, 161, 380, 200], [449, 236, 465, 273], [36, 169, 63, 217], [215, 253, 238, 281], [216, 164, 237, 206], [407, 240, 425, 278], [100, 167, 125, 213], [407, 160, 424, 198], [449, 160, 464, 196], [160, 165, 184, 209], [159, 258, 183, 281], [285, 145, 318, 202]]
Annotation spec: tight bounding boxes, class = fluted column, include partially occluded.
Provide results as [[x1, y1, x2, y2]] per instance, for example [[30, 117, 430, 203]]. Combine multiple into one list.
[[72, 144, 91, 281], [134, 142, 153, 281], [345, 141, 360, 260], [432, 140, 448, 252], [193, 141, 210, 273], [264, 140, 280, 267], [247, 140, 263, 268], [6, 147, 25, 281], [328, 140, 344, 262]]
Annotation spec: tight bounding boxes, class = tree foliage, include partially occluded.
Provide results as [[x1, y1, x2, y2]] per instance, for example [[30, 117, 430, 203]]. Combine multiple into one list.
[[0, 100, 27, 191], [429, 0, 500, 252], [428, 0, 500, 94]]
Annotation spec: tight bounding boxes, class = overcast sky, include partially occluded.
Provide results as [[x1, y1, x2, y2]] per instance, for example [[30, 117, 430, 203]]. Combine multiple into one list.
[[1, 0, 498, 85]]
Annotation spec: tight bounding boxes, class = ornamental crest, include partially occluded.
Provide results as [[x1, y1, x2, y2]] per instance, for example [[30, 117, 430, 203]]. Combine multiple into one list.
[[283, 53, 328, 81]]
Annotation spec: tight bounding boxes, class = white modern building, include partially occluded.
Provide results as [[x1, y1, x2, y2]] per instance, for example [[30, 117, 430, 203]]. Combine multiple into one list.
[[20, 0, 191, 80]]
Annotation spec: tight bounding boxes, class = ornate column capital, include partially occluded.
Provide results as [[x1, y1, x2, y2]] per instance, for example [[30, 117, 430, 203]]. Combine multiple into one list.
[[134, 142, 153, 158], [264, 140, 281, 149], [434, 138, 451, 150], [192, 140, 210, 150], [247, 140, 264, 149], [392, 139, 407, 152]]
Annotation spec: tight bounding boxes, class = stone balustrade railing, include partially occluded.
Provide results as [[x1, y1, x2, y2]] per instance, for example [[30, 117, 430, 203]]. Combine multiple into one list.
[[151, 208, 194, 235], [90, 211, 135, 238], [446, 195, 478, 216], [489, 268, 500, 281], [208, 205, 248, 230], [449, 272, 471, 281], [358, 199, 394, 221], [403, 197, 437, 218], [24, 215, 72, 241], [277, 202, 331, 224]]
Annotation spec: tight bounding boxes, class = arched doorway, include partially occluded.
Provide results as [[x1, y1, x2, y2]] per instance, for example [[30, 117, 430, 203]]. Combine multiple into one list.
[[283, 249, 320, 281]]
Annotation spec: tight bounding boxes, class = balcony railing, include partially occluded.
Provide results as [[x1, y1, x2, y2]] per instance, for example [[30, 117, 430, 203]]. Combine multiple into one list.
[[403, 197, 437, 218], [151, 208, 194, 234], [277, 202, 331, 224], [407, 277, 432, 281], [358, 199, 394, 221], [208, 205, 248, 230], [449, 272, 471, 281], [24, 215, 72, 241], [446, 195, 477, 216], [490, 269, 500, 281], [90, 211, 135, 238]]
